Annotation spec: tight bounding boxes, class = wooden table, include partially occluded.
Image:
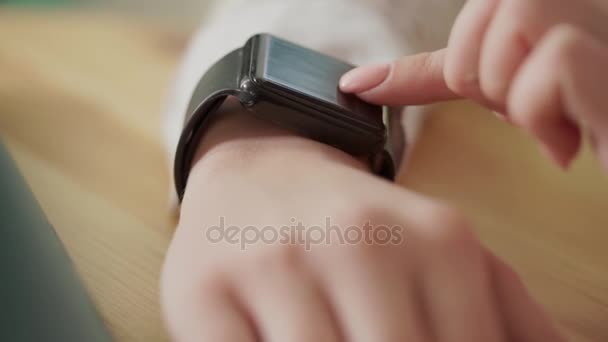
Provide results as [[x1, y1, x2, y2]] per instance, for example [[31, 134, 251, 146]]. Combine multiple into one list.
[[1, 9, 607, 342]]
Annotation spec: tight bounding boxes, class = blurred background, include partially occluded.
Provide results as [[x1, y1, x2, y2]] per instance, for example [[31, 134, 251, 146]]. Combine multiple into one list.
[[0, 1, 199, 340], [1, 0, 211, 25], [2, 1, 608, 341]]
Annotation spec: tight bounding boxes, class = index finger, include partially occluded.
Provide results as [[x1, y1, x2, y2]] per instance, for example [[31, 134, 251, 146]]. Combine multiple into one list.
[[339, 49, 462, 106]]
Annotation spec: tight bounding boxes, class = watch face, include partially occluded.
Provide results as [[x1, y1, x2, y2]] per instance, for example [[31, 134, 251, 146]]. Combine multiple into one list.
[[248, 34, 384, 132]]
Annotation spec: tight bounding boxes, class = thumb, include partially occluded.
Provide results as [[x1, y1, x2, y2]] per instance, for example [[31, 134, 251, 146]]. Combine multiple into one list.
[[340, 49, 462, 106]]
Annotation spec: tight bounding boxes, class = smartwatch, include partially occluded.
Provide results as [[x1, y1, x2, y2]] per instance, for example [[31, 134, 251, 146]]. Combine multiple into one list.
[[174, 33, 405, 201]]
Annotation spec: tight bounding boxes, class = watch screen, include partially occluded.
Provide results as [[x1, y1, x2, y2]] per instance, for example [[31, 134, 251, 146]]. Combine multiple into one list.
[[252, 34, 382, 127]]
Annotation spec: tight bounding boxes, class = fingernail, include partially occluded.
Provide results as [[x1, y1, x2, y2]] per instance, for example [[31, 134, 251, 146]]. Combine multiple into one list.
[[340, 63, 390, 93], [539, 143, 573, 170], [493, 111, 507, 121], [534, 117, 581, 170], [492, 111, 514, 125]]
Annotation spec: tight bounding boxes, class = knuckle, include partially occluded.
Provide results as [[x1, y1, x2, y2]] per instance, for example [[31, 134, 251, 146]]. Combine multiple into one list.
[[196, 272, 226, 295], [329, 204, 394, 258], [425, 205, 470, 232], [444, 65, 479, 97], [511, 96, 548, 133], [250, 243, 302, 272], [502, 0, 522, 11], [332, 201, 382, 230], [508, 25, 588, 128], [479, 75, 506, 105], [434, 228, 480, 263], [504, 0, 543, 18], [344, 237, 388, 261], [418, 51, 441, 77], [420, 205, 479, 258], [544, 24, 586, 63]]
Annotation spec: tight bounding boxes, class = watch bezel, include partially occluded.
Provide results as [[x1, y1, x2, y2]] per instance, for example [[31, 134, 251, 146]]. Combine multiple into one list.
[[243, 34, 386, 138], [174, 33, 402, 201]]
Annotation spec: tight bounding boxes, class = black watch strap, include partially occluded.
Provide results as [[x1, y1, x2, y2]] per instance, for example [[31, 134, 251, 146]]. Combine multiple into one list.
[[174, 45, 405, 202], [174, 48, 245, 201]]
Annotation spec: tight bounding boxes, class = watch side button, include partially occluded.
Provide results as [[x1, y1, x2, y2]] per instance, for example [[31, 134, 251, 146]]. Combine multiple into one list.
[[239, 78, 257, 107]]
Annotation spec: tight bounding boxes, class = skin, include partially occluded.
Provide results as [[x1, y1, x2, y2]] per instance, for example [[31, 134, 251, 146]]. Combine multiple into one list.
[[162, 99, 563, 341], [161, 0, 608, 340], [340, 0, 608, 171]]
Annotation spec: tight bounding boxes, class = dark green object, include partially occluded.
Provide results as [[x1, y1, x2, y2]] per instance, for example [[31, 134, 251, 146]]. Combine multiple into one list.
[[0, 141, 113, 342], [1, 0, 72, 5]]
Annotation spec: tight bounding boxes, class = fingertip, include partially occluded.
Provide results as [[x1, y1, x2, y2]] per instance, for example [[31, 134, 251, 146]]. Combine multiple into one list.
[[341, 50, 460, 105], [339, 63, 391, 94], [534, 118, 582, 170], [539, 144, 573, 170]]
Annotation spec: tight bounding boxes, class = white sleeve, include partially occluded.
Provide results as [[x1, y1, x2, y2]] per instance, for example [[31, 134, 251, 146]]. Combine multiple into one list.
[[163, 0, 463, 205]]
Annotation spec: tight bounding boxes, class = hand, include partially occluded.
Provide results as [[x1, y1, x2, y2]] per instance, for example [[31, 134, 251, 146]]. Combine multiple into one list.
[[161, 101, 563, 341], [340, 0, 608, 171]]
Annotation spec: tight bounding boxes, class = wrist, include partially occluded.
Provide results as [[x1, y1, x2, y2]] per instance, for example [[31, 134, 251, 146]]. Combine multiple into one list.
[[183, 99, 370, 198]]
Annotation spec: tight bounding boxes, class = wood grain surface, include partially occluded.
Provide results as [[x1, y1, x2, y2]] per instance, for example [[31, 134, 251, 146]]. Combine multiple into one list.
[[0, 9, 607, 342]]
